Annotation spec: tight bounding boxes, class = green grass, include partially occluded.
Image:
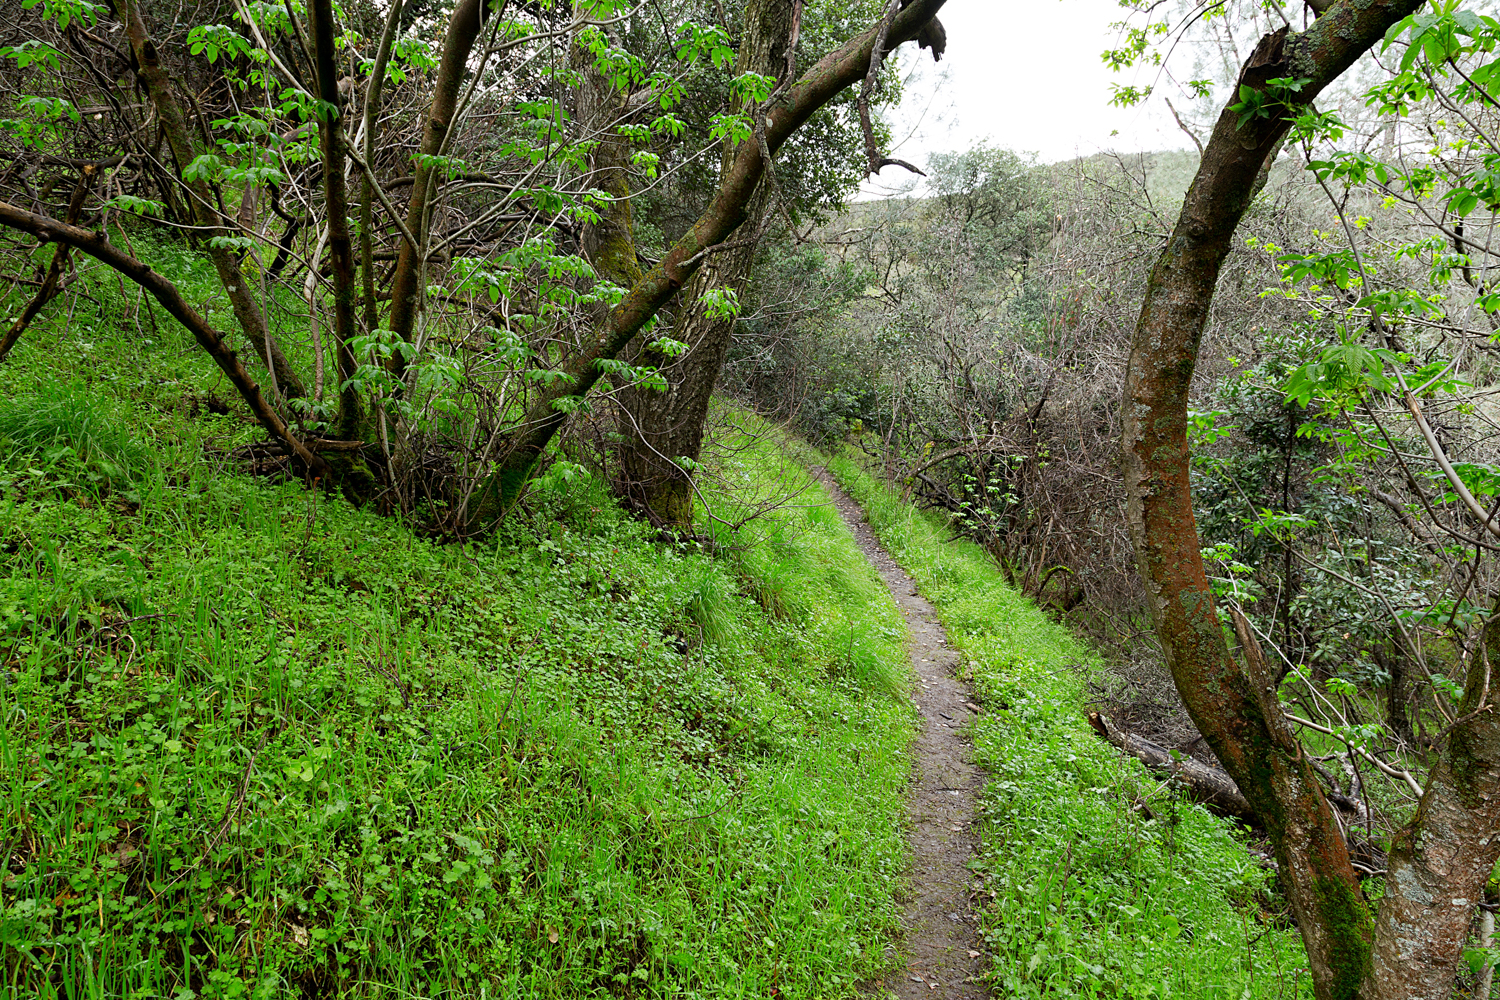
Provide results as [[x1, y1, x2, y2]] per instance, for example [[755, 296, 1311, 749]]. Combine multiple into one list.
[[821, 447, 1313, 1000], [0, 246, 920, 998], [0, 381, 153, 490], [0, 218, 1315, 1000]]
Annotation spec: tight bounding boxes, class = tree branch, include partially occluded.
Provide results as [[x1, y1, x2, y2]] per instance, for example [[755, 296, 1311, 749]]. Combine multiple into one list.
[[0, 201, 329, 479], [475, 0, 952, 525]]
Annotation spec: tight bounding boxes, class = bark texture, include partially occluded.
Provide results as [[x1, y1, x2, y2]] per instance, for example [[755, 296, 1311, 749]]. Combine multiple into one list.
[[1365, 610, 1500, 1000], [384, 0, 491, 366], [1118, 2, 1421, 998], [118, 0, 306, 398], [613, 0, 797, 526], [472, 0, 949, 526], [0, 200, 328, 477]]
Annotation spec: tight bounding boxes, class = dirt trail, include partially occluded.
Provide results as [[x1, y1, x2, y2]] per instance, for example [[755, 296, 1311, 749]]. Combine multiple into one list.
[[815, 471, 990, 1000]]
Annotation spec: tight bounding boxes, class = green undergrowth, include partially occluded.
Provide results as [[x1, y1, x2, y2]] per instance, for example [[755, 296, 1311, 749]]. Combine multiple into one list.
[[820, 448, 1313, 1000], [0, 271, 918, 997]]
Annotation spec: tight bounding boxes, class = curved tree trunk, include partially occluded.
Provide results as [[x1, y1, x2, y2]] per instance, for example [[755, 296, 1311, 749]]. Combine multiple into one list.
[[613, 0, 797, 526], [0, 165, 94, 364], [1117, 2, 1422, 998]]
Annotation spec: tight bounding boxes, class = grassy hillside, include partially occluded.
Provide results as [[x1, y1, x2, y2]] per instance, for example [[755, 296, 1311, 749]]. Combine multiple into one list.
[[2, 228, 1319, 1000], [823, 449, 1313, 1000], [0, 253, 918, 999]]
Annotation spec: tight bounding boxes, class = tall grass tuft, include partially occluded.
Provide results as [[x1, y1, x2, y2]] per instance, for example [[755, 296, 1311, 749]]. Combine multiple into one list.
[[686, 570, 740, 648], [0, 382, 151, 486]]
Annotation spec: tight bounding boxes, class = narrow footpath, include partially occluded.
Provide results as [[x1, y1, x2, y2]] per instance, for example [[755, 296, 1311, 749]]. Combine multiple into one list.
[[816, 471, 991, 1000]]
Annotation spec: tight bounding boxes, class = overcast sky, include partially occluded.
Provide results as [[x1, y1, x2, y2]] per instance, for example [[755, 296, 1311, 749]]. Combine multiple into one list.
[[861, 0, 1194, 196]]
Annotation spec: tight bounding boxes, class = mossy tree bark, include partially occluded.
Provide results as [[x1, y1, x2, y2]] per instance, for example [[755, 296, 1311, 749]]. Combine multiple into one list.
[[470, 0, 950, 528], [612, 0, 797, 528], [1114, 1, 1500, 998]]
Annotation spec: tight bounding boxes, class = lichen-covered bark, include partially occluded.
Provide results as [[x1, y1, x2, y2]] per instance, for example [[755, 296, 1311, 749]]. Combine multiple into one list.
[[1118, 2, 1421, 998], [473, 0, 949, 526], [1365, 609, 1500, 1000], [614, 0, 795, 527], [118, 0, 306, 399]]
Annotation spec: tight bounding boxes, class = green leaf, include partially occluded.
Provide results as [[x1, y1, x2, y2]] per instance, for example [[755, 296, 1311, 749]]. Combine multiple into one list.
[[182, 154, 226, 184]]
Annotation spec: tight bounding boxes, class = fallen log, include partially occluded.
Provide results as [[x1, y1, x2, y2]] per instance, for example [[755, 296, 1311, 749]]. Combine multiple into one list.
[[1087, 712, 1258, 826], [1088, 712, 1391, 876]]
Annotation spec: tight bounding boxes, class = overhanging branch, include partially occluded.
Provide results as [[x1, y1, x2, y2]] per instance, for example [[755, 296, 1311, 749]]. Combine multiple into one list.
[[0, 200, 329, 478]]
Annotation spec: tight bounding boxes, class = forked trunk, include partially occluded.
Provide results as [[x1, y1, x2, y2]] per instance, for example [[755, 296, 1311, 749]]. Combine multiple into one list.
[[0, 202, 330, 478], [0, 166, 94, 363]]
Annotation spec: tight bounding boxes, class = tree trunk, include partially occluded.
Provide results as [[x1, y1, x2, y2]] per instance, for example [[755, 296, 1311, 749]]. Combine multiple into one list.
[[573, 2, 644, 326], [1373, 637, 1417, 746], [1365, 608, 1500, 1000], [307, 0, 363, 439], [361, 0, 405, 340], [117, 0, 306, 399], [613, 0, 797, 526], [469, 0, 949, 527], [1118, 3, 1420, 998], [384, 0, 493, 371]]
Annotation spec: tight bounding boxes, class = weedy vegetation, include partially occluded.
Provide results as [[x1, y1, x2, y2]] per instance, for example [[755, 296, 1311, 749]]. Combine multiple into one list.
[[822, 449, 1315, 1000], [0, 255, 917, 999]]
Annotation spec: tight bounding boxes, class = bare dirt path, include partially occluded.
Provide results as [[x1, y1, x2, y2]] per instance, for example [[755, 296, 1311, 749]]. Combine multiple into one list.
[[814, 471, 990, 1000]]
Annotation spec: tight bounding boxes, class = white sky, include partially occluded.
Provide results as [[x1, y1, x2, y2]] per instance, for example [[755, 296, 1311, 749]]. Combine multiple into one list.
[[861, 0, 1194, 196]]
